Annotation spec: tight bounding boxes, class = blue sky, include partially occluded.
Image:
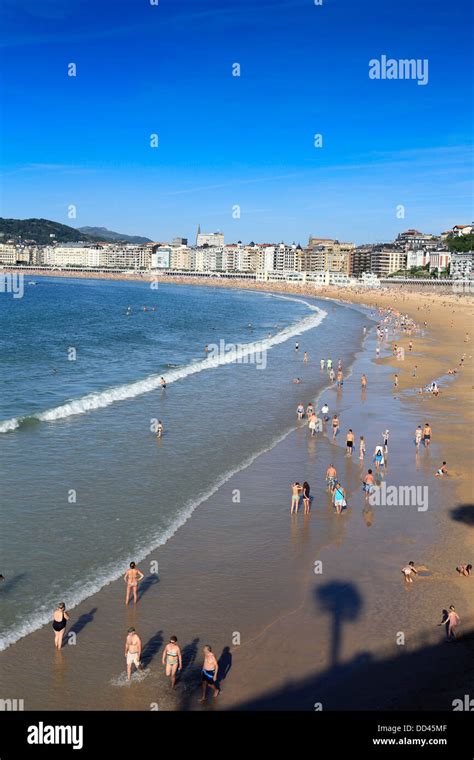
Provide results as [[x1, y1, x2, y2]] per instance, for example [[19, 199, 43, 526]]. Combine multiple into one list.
[[1, 0, 472, 244]]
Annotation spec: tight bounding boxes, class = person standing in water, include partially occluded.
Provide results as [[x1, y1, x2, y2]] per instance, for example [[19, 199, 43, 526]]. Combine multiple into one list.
[[302, 481, 311, 514], [297, 403, 305, 420], [52, 602, 69, 650], [290, 482, 303, 514], [415, 425, 423, 448], [199, 645, 219, 701], [346, 429, 354, 456], [329, 367, 335, 382], [160, 376, 167, 390], [359, 436, 366, 460], [124, 562, 145, 606], [125, 627, 142, 680], [162, 636, 182, 689], [303, 351, 308, 363], [332, 481, 347, 514], [320, 359, 325, 370], [156, 420, 164, 438], [439, 606, 460, 641], [332, 415, 339, 439], [423, 422, 432, 447], [326, 464, 337, 490], [361, 374, 367, 389]]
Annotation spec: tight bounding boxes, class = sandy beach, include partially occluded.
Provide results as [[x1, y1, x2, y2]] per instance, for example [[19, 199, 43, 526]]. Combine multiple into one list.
[[1, 274, 473, 711]]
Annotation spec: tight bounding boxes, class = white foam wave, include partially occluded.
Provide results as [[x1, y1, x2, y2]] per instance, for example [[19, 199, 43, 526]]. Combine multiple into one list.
[[0, 425, 298, 651], [0, 295, 326, 432]]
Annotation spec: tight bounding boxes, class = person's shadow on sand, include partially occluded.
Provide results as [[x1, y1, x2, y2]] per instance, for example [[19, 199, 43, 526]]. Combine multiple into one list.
[[67, 608, 97, 640], [137, 574, 160, 601], [216, 646, 232, 689], [181, 637, 200, 674], [141, 630, 164, 667]]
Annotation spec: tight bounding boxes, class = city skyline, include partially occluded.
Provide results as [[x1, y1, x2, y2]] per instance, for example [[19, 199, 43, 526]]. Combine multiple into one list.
[[2, 0, 473, 244]]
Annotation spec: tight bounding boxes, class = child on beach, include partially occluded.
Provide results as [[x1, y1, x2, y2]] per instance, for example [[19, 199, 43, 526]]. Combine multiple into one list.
[[401, 561, 418, 584], [373, 445, 385, 470], [332, 415, 339, 439], [456, 564, 472, 577], [415, 426, 423, 448], [363, 469, 375, 496], [297, 403, 305, 419], [359, 436, 366, 460], [435, 462, 448, 477]]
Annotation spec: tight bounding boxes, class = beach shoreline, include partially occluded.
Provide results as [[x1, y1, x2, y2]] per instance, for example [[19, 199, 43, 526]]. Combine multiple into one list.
[[0, 276, 473, 711]]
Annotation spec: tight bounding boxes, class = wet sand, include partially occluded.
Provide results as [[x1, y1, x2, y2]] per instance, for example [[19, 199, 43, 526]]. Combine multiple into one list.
[[0, 284, 473, 711]]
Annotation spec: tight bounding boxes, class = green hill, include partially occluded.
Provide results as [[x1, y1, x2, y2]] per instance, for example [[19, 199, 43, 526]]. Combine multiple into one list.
[[0, 218, 98, 245], [0, 218, 152, 246]]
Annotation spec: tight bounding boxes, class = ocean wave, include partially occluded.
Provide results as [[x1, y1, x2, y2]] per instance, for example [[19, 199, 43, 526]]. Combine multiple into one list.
[[0, 424, 298, 651], [0, 295, 326, 433]]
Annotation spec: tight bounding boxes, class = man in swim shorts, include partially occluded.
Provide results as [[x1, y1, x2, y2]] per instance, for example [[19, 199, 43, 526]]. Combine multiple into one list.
[[423, 422, 432, 447], [326, 464, 337, 490], [199, 645, 219, 701], [125, 627, 142, 680]]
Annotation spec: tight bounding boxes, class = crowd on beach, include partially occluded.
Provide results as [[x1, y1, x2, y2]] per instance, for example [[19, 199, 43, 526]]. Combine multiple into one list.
[[288, 305, 471, 643]]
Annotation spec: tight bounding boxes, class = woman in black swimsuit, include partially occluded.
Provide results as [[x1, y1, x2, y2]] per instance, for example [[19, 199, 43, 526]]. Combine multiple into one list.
[[52, 602, 69, 650]]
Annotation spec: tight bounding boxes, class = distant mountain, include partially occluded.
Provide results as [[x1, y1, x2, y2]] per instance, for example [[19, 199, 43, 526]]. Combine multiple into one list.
[[0, 218, 99, 245], [0, 218, 153, 245], [77, 226, 152, 244]]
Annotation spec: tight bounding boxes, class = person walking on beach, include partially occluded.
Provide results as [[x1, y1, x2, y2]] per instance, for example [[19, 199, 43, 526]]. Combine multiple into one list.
[[321, 402, 329, 421], [336, 369, 344, 387], [306, 402, 314, 418], [359, 436, 366, 460], [415, 425, 423, 448], [361, 374, 367, 389], [290, 482, 303, 514], [401, 562, 418, 584], [320, 359, 325, 370], [124, 562, 145, 606], [52, 602, 69, 650], [382, 429, 390, 454], [326, 464, 337, 491], [423, 422, 432, 447], [199, 645, 219, 701], [303, 481, 311, 514], [327, 358, 333, 370], [297, 403, 305, 420], [456, 564, 472, 577], [125, 627, 142, 680], [329, 367, 336, 382], [363, 469, 375, 497], [332, 415, 339, 439], [373, 444, 385, 471], [332, 481, 347, 515], [162, 636, 182, 689], [346, 429, 354, 456], [308, 412, 318, 437], [439, 606, 460, 641]]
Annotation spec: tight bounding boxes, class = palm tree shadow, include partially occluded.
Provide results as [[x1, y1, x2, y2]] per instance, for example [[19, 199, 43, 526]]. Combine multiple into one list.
[[316, 582, 363, 666], [141, 629, 164, 667]]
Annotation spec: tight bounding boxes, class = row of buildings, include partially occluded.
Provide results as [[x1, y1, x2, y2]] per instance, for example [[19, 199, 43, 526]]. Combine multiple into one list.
[[1, 224, 472, 280]]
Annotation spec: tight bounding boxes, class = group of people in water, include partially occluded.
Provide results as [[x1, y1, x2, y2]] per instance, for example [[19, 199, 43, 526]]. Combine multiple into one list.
[[51, 560, 220, 699]]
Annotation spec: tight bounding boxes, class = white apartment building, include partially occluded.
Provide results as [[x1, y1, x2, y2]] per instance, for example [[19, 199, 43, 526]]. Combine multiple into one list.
[[196, 231, 224, 248], [451, 251, 474, 280], [45, 245, 106, 268], [429, 250, 451, 273], [406, 249, 430, 269], [151, 247, 171, 269]]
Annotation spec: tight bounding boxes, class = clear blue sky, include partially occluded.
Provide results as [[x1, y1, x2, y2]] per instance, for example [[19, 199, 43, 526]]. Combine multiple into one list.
[[1, 0, 473, 244]]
